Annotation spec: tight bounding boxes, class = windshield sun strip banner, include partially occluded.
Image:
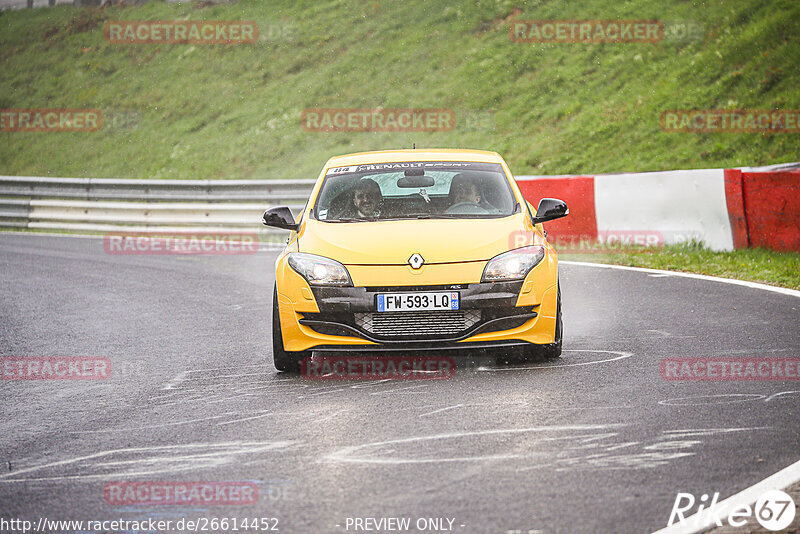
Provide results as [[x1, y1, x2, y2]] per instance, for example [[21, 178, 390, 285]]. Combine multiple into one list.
[[324, 161, 501, 176]]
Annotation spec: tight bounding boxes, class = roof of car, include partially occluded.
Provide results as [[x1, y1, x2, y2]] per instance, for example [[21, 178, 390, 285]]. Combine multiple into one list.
[[325, 149, 504, 167]]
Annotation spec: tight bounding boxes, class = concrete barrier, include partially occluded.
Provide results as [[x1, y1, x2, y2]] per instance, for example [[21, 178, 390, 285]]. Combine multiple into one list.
[[724, 168, 800, 252], [517, 165, 800, 252]]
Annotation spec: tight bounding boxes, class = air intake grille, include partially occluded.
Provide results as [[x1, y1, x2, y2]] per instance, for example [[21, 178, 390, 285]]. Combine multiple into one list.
[[354, 310, 481, 338]]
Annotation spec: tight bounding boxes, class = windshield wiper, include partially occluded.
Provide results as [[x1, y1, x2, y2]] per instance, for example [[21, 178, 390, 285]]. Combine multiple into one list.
[[402, 214, 477, 219], [424, 213, 505, 219], [407, 214, 463, 219]]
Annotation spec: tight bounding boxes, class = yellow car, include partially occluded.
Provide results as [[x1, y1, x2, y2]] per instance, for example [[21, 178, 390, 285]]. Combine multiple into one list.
[[263, 149, 568, 372]]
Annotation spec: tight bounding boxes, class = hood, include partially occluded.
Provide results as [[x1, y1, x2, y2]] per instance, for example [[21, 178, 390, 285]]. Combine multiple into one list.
[[298, 215, 529, 265]]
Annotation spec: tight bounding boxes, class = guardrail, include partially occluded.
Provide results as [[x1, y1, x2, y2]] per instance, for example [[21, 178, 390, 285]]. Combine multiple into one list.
[[0, 176, 315, 237], [3, 169, 798, 252], [1, 0, 137, 10]]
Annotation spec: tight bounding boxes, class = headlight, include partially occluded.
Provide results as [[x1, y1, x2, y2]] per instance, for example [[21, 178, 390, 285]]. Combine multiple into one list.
[[287, 252, 352, 286], [481, 246, 545, 282]]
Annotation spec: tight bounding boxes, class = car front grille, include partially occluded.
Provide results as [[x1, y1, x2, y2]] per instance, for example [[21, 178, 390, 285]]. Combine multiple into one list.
[[354, 310, 482, 338]]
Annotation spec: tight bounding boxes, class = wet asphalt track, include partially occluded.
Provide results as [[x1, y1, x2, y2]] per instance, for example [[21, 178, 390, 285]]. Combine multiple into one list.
[[0, 233, 799, 534]]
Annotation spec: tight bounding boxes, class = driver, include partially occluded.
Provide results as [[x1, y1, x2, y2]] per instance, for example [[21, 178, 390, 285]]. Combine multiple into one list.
[[341, 178, 382, 218], [449, 174, 482, 206]]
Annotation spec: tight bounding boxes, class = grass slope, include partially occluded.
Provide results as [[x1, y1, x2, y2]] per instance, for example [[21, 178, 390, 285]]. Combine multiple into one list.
[[1, 0, 799, 179]]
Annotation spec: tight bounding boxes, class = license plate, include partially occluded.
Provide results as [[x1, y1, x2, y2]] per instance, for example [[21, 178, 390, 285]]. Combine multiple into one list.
[[377, 291, 460, 312]]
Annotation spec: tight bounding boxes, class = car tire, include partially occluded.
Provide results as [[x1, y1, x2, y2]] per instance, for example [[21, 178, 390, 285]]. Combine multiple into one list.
[[496, 282, 562, 365], [272, 285, 310, 374]]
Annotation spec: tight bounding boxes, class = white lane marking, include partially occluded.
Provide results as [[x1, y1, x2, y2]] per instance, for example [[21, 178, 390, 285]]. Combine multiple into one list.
[[650, 458, 800, 534], [708, 347, 790, 355], [646, 329, 673, 337], [562, 260, 800, 298], [476, 350, 632, 372], [0, 441, 295, 482], [349, 379, 395, 388], [207, 393, 266, 404], [69, 409, 288, 432], [308, 409, 346, 424], [419, 404, 464, 418], [605, 442, 638, 451], [370, 384, 430, 395], [69, 412, 236, 432], [764, 390, 800, 402], [180, 372, 267, 381], [238, 383, 310, 391], [216, 411, 275, 426], [295, 380, 399, 398], [164, 381, 296, 392], [661, 428, 770, 438], [323, 424, 626, 465], [658, 394, 766, 406], [161, 371, 189, 391], [297, 386, 354, 398], [185, 364, 265, 373], [148, 392, 183, 400]]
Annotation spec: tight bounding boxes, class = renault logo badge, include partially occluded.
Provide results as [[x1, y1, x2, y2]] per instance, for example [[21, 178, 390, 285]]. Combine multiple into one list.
[[408, 253, 425, 269]]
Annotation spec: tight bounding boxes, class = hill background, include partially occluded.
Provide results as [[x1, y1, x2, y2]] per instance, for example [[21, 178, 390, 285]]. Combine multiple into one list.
[[1, 0, 798, 179]]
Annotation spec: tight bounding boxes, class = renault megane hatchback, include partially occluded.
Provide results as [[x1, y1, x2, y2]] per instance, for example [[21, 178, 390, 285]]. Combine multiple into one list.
[[262, 149, 569, 372]]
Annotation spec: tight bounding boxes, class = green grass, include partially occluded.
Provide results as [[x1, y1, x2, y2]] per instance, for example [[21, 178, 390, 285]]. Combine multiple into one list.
[[563, 242, 800, 290], [3, 0, 799, 287], [1, 0, 799, 179]]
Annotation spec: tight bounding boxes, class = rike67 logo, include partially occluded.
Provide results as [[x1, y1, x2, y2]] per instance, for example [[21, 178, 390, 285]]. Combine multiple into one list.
[[667, 490, 796, 531]]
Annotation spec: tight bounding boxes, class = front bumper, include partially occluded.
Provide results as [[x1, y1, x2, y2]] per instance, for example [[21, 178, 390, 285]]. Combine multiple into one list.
[[300, 281, 537, 344], [276, 272, 559, 352]]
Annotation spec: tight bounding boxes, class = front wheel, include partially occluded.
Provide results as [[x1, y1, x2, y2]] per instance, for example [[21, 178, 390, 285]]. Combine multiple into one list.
[[496, 283, 562, 365], [272, 285, 311, 373]]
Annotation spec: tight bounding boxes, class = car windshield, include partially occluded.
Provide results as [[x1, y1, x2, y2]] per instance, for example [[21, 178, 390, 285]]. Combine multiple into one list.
[[313, 161, 518, 221]]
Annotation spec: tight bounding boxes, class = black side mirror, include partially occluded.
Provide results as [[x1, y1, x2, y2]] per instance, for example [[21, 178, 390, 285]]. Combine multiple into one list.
[[262, 206, 298, 231], [532, 198, 569, 224]]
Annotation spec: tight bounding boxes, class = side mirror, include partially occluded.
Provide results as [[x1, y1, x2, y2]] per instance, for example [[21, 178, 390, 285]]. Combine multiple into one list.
[[532, 198, 568, 224], [262, 206, 298, 231]]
